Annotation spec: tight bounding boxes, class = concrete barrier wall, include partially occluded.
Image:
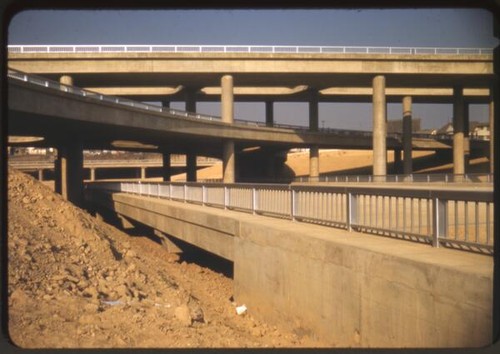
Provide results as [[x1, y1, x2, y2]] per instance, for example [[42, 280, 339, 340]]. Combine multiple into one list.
[[234, 219, 493, 347], [86, 190, 493, 347]]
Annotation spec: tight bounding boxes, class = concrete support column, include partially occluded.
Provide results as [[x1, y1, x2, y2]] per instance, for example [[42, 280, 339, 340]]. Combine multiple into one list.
[[265, 101, 274, 127], [187, 153, 197, 182], [161, 152, 171, 182], [223, 141, 235, 184], [221, 75, 234, 124], [54, 151, 62, 193], [394, 149, 402, 174], [309, 89, 319, 131], [402, 96, 413, 175], [464, 103, 470, 171], [489, 96, 494, 174], [90, 168, 96, 181], [59, 75, 73, 86], [140, 167, 146, 180], [185, 88, 197, 113], [372, 75, 387, 179], [222, 75, 235, 183], [58, 140, 83, 206], [453, 86, 466, 176], [309, 146, 320, 182], [38, 169, 44, 181]]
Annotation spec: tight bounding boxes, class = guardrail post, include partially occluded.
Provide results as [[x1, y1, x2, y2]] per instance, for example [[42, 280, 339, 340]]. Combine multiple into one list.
[[432, 197, 447, 248], [347, 192, 357, 231], [251, 188, 257, 215], [291, 188, 296, 221]]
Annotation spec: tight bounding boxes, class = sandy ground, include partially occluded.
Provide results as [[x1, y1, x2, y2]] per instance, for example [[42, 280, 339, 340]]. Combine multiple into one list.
[[7, 168, 325, 348]]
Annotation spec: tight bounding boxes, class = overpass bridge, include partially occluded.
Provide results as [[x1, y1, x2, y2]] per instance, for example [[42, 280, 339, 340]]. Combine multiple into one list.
[[84, 180, 493, 347], [8, 156, 218, 181], [7, 45, 495, 205]]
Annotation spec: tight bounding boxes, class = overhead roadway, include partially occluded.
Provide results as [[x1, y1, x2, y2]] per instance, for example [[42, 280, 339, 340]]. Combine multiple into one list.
[[8, 51, 494, 104]]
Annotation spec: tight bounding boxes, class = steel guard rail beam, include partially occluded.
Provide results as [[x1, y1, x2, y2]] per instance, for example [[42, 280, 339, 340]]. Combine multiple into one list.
[[87, 181, 494, 255]]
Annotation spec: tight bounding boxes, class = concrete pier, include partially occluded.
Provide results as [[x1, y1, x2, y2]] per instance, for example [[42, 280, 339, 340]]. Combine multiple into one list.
[[223, 141, 235, 183], [309, 89, 319, 131], [309, 146, 319, 182], [59, 75, 73, 86], [372, 75, 387, 179], [453, 86, 465, 176], [402, 96, 413, 174], [185, 87, 197, 113], [162, 152, 171, 182], [221, 75, 235, 183], [489, 97, 494, 174], [187, 153, 197, 182], [59, 140, 83, 206], [265, 101, 274, 127]]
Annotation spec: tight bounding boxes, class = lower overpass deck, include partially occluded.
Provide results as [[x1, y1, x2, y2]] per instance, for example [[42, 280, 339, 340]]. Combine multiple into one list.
[[84, 184, 493, 347]]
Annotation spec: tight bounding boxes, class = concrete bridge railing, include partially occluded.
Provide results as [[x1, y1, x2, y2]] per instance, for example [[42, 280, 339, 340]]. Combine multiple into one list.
[[87, 181, 494, 255]]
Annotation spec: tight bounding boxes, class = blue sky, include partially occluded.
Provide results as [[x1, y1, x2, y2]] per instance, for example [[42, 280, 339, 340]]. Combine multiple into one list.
[[8, 8, 498, 130]]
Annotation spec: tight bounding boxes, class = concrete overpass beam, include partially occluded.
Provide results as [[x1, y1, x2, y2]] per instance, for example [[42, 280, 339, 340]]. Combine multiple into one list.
[[223, 141, 235, 183], [265, 101, 274, 127], [187, 153, 197, 182], [372, 75, 387, 179], [161, 152, 171, 182], [402, 96, 413, 175], [453, 86, 466, 176], [309, 146, 320, 182], [309, 89, 319, 131]]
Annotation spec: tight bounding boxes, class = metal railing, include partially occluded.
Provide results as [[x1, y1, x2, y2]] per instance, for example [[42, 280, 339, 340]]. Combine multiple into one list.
[[87, 181, 494, 255], [295, 173, 494, 184], [8, 45, 494, 55]]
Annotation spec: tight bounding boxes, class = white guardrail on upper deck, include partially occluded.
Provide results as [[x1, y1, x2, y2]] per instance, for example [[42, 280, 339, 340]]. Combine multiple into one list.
[[7, 45, 494, 55]]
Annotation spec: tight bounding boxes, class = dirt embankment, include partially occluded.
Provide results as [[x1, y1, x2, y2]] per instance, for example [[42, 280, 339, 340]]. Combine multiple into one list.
[[7, 168, 324, 348]]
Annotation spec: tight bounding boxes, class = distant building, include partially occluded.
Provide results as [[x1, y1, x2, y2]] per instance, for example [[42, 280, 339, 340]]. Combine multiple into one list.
[[435, 120, 490, 139]]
